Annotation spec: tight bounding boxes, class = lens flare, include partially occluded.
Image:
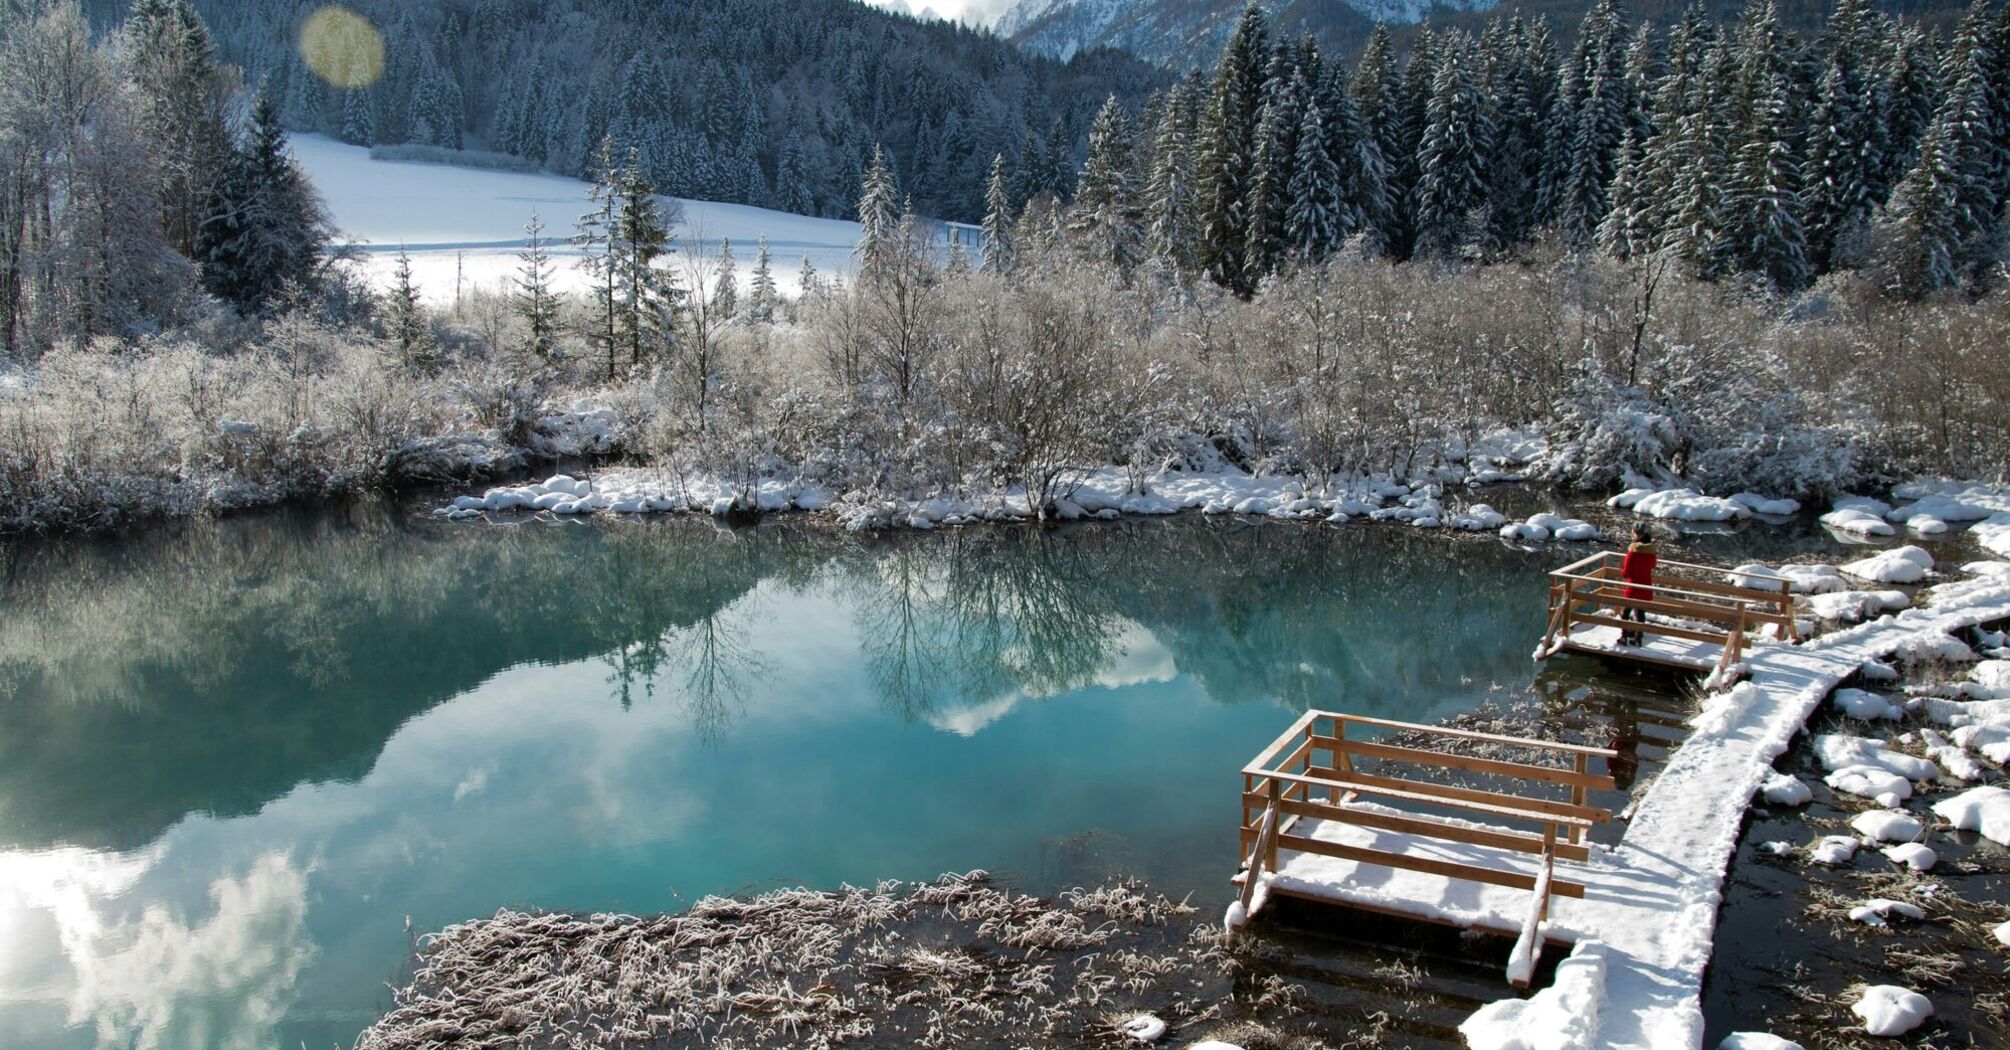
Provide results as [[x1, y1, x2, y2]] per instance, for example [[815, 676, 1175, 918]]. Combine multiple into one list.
[[298, 6, 384, 91]]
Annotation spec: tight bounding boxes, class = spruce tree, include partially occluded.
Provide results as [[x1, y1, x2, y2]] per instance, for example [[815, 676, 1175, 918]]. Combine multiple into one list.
[[798, 254, 820, 300], [198, 88, 329, 313], [982, 152, 1016, 274], [855, 145, 901, 280], [1196, 4, 1269, 297], [1728, 69, 1811, 292], [514, 212, 560, 359], [1146, 85, 1202, 280], [613, 152, 677, 371], [713, 237, 738, 320], [386, 248, 436, 373], [1242, 69, 1304, 285], [576, 137, 623, 378], [1413, 38, 1492, 259], [1285, 98, 1345, 262], [749, 236, 777, 323], [1072, 95, 1145, 273], [1876, 125, 1965, 299]]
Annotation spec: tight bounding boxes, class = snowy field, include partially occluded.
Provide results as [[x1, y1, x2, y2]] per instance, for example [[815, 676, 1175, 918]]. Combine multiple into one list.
[[291, 135, 865, 306]]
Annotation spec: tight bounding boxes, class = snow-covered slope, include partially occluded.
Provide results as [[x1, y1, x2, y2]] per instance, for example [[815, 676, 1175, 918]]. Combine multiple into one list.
[[1000, 0, 1501, 66], [291, 135, 864, 306]]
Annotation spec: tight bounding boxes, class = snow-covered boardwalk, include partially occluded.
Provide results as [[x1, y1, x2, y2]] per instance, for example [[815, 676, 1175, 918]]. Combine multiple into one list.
[[1463, 571, 2010, 1049], [1236, 571, 2010, 1049]]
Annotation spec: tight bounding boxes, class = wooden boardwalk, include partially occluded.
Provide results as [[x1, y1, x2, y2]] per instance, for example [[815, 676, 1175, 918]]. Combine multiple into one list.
[[1535, 552, 1799, 683], [1231, 567, 2010, 1049]]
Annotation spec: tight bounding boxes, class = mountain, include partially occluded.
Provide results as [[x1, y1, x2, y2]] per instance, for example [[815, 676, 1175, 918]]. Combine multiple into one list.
[[997, 0, 1977, 68], [997, 0, 1501, 65]]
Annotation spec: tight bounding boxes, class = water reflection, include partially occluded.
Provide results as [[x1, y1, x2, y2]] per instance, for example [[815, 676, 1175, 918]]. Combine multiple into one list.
[[0, 511, 1553, 854], [0, 505, 1859, 1050]]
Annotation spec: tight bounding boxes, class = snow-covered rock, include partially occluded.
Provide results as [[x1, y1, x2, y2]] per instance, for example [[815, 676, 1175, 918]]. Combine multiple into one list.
[[1815, 735, 1939, 782], [1849, 985, 1932, 1037], [1833, 688, 1903, 720], [1811, 836, 1859, 865], [1841, 546, 1934, 584], [1627, 488, 1751, 522], [1120, 1014, 1167, 1042], [1881, 843, 1937, 872], [1759, 772, 1812, 806], [1850, 810, 1924, 843], [1995, 920, 2010, 948], [1805, 590, 1910, 623], [1730, 493, 1802, 517], [1823, 499, 1897, 537], [1718, 1035, 1803, 1050], [1848, 898, 1927, 926], [1931, 785, 2010, 844]]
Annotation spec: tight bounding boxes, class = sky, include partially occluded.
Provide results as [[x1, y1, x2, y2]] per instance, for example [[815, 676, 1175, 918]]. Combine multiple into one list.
[[861, 0, 1022, 27]]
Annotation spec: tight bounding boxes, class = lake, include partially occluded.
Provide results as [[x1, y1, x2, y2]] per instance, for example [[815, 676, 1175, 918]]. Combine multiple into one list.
[[0, 500, 1892, 1049]]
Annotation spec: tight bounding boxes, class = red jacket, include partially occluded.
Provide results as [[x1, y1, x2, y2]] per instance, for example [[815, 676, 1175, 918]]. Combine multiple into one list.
[[1621, 542, 1658, 601]]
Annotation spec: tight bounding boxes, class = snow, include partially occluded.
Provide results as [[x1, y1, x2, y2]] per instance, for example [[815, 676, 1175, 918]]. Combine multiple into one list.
[[1758, 772, 1811, 806], [1729, 563, 1844, 593], [1730, 493, 1801, 517], [1996, 921, 2010, 948], [1811, 835, 1859, 865], [1839, 545, 1934, 584], [1502, 512, 1602, 543], [1804, 590, 1909, 623], [1822, 499, 1897, 538], [1848, 810, 1924, 843], [1930, 786, 2010, 844], [291, 134, 865, 305], [1880, 843, 1937, 872], [1849, 985, 1932, 1037], [1848, 898, 1926, 926], [1975, 514, 2010, 558], [1120, 1014, 1167, 1042], [1459, 941, 1607, 1050], [1717, 1036, 1802, 1050], [1815, 734, 1939, 783], [1620, 488, 1751, 522], [1832, 688, 1902, 720]]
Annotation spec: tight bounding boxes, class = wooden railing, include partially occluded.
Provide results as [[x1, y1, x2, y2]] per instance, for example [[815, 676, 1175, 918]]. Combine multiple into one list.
[[1236, 711, 1618, 986], [1538, 551, 1798, 680]]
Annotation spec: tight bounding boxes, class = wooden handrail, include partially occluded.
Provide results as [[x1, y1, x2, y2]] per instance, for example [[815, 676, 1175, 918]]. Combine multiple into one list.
[[1321, 713, 1622, 759], [1247, 768, 1602, 828], [1240, 795, 1597, 862], [1305, 735, 1619, 791]]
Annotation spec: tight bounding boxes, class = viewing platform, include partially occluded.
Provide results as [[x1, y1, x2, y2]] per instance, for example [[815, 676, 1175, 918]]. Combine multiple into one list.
[[1535, 551, 1799, 683], [1228, 711, 1619, 987]]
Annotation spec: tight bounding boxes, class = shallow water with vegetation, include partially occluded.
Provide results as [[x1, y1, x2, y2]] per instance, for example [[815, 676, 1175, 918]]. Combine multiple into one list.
[[0, 497, 1941, 1049]]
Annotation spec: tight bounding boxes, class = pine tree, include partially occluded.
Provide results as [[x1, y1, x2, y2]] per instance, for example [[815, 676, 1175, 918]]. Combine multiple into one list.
[[123, 0, 233, 258], [576, 136, 623, 378], [1285, 97, 1345, 262], [1243, 68, 1305, 285], [981, 153, 1016, 274], [1413, 37, 1492, 259], [798, 254, 820, 300], [1146, 84, 1202, 280], [748, 236, 777, 322], [386, 248, 436, 372], [1072, 95, 1145, 273], [713, 237, 738, 320], [1597, 131, 1651, 259], [1876, 125, 1965, 299], [1728, 70, 1811, 292], [856, 145, 901, 280], [198, 87, 330, 313], [514, 212, 560, 359], [1555, 0, 1632, 248], [1196, 3, 1268, 296], [613, 152, 677, 371]]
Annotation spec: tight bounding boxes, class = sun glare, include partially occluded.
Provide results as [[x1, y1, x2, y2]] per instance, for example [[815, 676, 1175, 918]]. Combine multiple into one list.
[[298, 6, 384, 91]]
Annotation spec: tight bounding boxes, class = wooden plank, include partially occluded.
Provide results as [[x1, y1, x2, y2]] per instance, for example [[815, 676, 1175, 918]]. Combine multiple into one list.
[[1275, 831, 1589, 899], [1242, 796, 1594, 863], [1251, 882, 1580, 944], [1267, 767, 1607, 826], [1319, 713, 1619, 759], [1307, 734, 1618, 792], [1565, 611, 1731, 646]]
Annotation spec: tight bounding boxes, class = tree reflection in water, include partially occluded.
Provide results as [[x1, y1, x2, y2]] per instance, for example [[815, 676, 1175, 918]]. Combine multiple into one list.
[[0, 504, 1673, 853]]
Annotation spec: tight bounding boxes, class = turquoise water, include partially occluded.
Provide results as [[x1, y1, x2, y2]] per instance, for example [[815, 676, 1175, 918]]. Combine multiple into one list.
[[0, 503, 1867, 1049]]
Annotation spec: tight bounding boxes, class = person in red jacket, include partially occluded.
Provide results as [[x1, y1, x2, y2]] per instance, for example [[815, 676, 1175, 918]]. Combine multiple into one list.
[[1619, 525, 1658, 646]]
